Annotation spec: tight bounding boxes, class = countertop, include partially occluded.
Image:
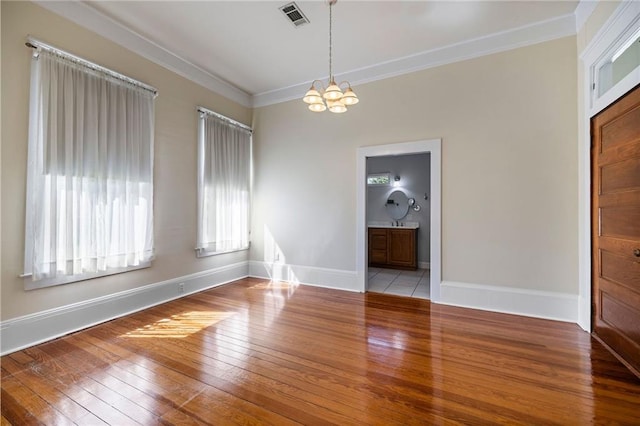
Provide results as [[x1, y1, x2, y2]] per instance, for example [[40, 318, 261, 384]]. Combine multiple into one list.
[[368, 221, 419, 229]]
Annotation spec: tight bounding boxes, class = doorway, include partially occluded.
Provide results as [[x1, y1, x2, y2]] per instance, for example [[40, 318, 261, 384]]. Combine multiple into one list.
[[366, 153, 431, 299], [355, 139, 442, 301], [591, 84, 640, 375]]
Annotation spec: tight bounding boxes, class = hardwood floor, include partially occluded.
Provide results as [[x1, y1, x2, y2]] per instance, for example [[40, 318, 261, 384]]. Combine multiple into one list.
[[2, 277, 639, 425]]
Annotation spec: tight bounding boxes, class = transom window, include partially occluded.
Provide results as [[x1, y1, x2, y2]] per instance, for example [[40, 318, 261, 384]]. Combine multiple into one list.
[[367, 173, 391, 186]]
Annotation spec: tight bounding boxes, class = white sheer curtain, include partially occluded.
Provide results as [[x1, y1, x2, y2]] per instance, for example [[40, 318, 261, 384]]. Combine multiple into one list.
[[197, 111, 251, 256], [25, 49, 155, 286]]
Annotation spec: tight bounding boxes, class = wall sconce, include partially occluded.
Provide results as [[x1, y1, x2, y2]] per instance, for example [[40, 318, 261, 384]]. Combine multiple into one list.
[[408, 197, 421, 212]]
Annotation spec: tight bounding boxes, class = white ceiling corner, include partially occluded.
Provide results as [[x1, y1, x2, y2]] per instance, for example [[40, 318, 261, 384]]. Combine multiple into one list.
[[33, 0, 253, 108], [32, 1, 581, 109], [574, 0, 599, 33]]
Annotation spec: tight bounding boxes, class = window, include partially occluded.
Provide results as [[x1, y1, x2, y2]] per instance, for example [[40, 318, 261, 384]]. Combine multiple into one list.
[[367, 173, 391, 186], [24, 41, 156, 289], [196, 108, 252, 257], [588, 4, 640, 114]]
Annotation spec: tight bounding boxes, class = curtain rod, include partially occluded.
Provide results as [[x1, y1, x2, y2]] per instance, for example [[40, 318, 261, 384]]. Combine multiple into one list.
[[198, 107, 252, 133], [25, 37, 158, 97]]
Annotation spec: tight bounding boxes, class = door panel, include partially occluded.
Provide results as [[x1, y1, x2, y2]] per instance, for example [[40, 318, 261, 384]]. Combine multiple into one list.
[[368, 229, 388, 265], [601, 251, 640, 289], [592, 84, 640, 375], [600, 206, 640, 238], [601, 293, 640, 342], [388, 230, 412, 264], [601, 157, 640, 193], [601, 105, 640, 150]]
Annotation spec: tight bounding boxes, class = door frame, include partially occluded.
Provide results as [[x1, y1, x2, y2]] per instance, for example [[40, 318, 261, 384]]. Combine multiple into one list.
[[356, 139, 442, 301], [579, 2, 640, 331]]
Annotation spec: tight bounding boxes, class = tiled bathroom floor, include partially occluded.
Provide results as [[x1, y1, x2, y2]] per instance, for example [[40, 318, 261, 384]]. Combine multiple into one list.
[[367, 267, 430, 299]]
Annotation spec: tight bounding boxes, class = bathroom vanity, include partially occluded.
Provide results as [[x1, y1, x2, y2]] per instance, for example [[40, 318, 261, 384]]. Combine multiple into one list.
[[368, 224, 418, 270]]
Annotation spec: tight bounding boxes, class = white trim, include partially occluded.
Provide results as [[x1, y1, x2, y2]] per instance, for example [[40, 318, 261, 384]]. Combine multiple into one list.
[[611, 27, 640, 62], [578, 1, 640, 332], [24, 262, 151, 291], [574, 1, 598, 33], [33, 0, 251, 107], [35, 0, 575, 110], [581, 1, 640, 115], [195, 247, 250, 258], [0, 262, 249, 356], [439, 281, 578, 323], [356, 139, 442, 301], [253, 14, 576, 107], [418, 262, 431, 270], [248, 261, 358, 292]]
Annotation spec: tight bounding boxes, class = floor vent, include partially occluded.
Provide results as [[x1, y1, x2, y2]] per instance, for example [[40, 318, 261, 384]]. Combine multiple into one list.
[[279, 2, 310, 27]]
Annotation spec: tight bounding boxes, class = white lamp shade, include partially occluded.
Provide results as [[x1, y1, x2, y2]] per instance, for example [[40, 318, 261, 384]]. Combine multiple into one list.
[[309, 101, 327, 112], [303, 88, 323, 104], [328, 99, 347, 113], [342, 88, 359, 105], [323, 82, 343, 100]]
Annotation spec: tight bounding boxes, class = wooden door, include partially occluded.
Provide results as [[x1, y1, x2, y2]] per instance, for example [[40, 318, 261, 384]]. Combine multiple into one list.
[[388, 229, 417, 269], [591, 84, 640, 375]]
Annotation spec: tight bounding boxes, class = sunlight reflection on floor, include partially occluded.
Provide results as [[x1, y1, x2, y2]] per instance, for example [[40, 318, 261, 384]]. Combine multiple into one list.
[[122, 311, 236, 338], [248, 281, 298, 291], [248, 280, 299, 327]]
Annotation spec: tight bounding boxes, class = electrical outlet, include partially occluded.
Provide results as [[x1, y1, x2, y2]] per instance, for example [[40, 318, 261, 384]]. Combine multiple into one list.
[[178, 283, 185, 294]]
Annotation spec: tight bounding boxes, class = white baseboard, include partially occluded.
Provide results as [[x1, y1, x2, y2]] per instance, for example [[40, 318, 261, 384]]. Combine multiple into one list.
[[418, 262, 431, 269], [438, 281, 578, 323], [0, 261, 249, 356], [249, 260, 359, 292], [1, 263, 580, 355]]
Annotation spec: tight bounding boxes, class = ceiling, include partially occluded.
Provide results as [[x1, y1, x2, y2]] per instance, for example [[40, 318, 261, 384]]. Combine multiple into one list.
[[43, 1, 583, 106]]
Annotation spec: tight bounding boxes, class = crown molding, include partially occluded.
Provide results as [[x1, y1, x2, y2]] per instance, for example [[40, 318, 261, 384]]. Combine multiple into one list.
[[253, 12, 577, 107], [33, 0, 252, 108], [574, 0, 599, 33], [33, 1, 577, 110]]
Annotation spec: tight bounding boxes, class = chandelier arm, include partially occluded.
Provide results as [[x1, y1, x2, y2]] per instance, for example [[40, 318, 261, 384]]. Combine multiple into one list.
[[312, 79, 326, 91]]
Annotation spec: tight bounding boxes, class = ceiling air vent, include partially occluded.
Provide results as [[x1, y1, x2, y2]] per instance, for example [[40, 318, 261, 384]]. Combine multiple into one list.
[[279, 2, 310, 27]]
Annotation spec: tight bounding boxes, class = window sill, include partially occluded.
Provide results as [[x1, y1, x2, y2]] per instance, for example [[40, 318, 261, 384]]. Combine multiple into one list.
[[195, 246, 249, 258], [22, 262, 151, 290]]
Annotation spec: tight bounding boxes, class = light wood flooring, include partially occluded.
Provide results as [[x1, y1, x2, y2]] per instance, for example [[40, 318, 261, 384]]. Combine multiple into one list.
[[2, 277, 639, 425]]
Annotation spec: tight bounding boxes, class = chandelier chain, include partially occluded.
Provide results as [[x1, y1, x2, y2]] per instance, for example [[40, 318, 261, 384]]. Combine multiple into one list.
[[302, 0, 358, 113], [329, 2, 333, 80]]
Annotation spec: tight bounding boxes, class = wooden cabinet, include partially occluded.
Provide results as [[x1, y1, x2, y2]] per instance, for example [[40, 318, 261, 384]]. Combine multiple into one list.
[[368, 227, 417, 270], [369, 228, 388, 265]]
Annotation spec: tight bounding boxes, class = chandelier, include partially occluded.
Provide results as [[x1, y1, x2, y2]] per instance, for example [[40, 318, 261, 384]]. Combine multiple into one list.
[[302, 0, 359, 113]]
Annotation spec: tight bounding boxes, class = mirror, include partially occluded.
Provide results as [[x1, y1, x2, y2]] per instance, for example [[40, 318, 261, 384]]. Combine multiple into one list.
[[386, 190, 410, 220]]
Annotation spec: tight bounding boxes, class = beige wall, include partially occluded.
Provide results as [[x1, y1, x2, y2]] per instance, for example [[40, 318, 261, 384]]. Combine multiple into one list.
[[252, 36, 578, 293], [1, 1, 251, 320]]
